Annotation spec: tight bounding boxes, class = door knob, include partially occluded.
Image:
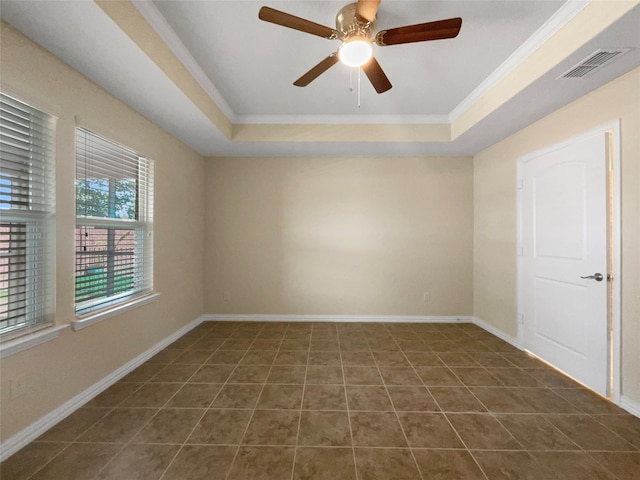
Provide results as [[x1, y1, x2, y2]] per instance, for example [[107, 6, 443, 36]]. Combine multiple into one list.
[[580, 273, 604, 282]]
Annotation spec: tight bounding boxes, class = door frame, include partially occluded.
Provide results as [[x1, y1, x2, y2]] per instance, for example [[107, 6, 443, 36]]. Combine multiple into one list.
[[516, 120, 621, 403]]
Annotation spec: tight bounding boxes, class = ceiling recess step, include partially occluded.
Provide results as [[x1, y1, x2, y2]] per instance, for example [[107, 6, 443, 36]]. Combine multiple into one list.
[[558, 48, 630, 79]]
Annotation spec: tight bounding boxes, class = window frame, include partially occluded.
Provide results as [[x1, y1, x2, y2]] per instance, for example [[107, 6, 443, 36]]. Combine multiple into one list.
[[0, 92, 56, 339], [74, 128, 154, 318]]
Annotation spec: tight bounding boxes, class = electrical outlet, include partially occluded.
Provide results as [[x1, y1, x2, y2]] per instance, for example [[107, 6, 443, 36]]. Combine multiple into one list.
[[11, 374, 27, 399], [423, 291, 431, 303], [223, 291, 231, 301]]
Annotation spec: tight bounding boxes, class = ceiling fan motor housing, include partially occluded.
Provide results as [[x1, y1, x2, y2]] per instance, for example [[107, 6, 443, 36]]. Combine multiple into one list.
[[336, 3, 376, 41]]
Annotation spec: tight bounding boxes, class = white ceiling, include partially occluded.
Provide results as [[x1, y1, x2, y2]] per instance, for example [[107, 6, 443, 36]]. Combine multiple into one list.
[[1, 0, 639, 157]]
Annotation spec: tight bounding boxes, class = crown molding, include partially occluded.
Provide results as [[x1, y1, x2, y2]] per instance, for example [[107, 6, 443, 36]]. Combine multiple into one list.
[[236, 114, 450, 125], [131, 0, 238, 123], [449, 0, 589, 122]]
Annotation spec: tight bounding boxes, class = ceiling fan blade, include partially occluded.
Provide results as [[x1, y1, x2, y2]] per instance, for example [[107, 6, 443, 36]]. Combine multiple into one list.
[[259, 6, 337, 39], [294, 54, 340, 87], [361, 57, 392, 94], [376, 17, 462, 46], [355, 0, 381, 23]]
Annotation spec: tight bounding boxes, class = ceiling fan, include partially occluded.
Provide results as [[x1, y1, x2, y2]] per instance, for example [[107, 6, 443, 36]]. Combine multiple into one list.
[[258, 0, 462, 94]]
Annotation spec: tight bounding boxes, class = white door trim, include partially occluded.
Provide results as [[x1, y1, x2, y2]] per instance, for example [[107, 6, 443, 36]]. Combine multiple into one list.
[[516, 120, 621, 403]]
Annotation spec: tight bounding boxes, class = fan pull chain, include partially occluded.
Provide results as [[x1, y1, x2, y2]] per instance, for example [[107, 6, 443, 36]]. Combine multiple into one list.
[[358, 68, 361, 108], [349, 68, 354, 92]]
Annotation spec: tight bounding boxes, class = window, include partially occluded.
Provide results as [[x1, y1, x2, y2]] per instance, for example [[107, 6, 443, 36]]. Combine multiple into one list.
[[0, 93, 56, 337], [75, 128, 153, 315]]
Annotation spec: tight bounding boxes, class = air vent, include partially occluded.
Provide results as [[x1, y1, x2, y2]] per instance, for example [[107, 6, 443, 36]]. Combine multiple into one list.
[[558, 49, 630, 79]]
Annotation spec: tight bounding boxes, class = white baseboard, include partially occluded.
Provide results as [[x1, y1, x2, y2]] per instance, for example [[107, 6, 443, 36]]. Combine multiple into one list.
[[0, 314, 206, 462], [471, 316, 522, 349], [204, 314, 474, 323], [620, 395, 640, 418]]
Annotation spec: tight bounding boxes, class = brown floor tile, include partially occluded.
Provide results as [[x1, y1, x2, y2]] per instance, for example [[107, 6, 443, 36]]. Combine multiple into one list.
[[447, 413, 521, 449], [78, 407, 157, 443], [496, 414, 578, 450], [339, 340, 370, 351], [275, 350, 309, 365], [451, 367, 504, 387], [397, 412, 463, 448], [85, 382, 143, 407], [186, 408, 252, 444], [525, 368, 582, 388], [172, 350, 213, 365], [293, 447, 356, 480], [226, 365, 270, 384], [302, 385, 347, 410], [437, 352, 479, 366], [239, 350, 277, 365], [404, 352, 444, 366], [346, 385, 394, 411], [119, 383, 182, 408], [387, 386, 439, 411], [500, 352, 549, 369], [350, 412, 408, 447], [96, 444, 178, 480], [510, 387, 578, 413], [310, 340, 339, 351], [415, 366, 463, 386], [472, 451, 540, 480], [343, 366, 383, 385], [589, 451, 640, 480], [592, 414, 640, 449], [305, 366, 343, 384], [37, 407, 109, 442], [548, 414, 637, 451], [29, 443, 121, 480], [429, 387, 487, 412], [533, 452, 618, 479], [280, 339, 310, 351], [267, 366, 306, 384], [308, 351, 341, 365], [413, 449, 485, 480], [150, 364, 200, 382], [190, 365, 235, 383], [211, 384, 262, 408], [166, 383, 221, 408], [471, 352, 516, 368], [486, 368, 540, 387], [353, 448, 420, 480], [132, 408, 204, 443], [298, 411, 352, 446], [249, 340, 281, 350], [340, 351, 375, 366], [372, 351, 409, 366], [257, 384, 304, 409], [161, 445, 236, 480], [242, 409, 300, 445], [0, 442, 67, 480], [469, 387, 536, 413], [226, 446, 295, 480], [206, 350, 245, 365], [554, 388, 628, 414], [378, 366, 422, 386]]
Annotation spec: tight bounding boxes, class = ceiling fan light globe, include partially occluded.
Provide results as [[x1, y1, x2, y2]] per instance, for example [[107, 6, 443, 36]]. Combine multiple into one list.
[[338, 39, 373, 67]]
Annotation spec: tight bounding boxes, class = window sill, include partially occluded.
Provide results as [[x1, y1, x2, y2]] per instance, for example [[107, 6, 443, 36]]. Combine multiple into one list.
[[72, 292, 160, 332], [0, 324, 68, 359]]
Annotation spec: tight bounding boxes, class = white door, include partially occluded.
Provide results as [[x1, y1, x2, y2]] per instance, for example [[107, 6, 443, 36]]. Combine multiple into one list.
[[521, 131, 608, 396]]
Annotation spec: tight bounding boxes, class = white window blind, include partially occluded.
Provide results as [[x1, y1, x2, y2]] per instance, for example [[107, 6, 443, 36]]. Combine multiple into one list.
[[75, 128, 153, 315], [0, 93, 56, 337]]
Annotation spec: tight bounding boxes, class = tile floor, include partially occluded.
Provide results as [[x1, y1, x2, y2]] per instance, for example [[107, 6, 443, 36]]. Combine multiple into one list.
[[2, 321, 639, 480]]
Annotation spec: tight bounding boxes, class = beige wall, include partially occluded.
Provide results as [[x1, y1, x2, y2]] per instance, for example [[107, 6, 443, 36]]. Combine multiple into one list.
[[204, 156, 474, 316], [473, 67, 640, 404], [0, 24, 205, 442]]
